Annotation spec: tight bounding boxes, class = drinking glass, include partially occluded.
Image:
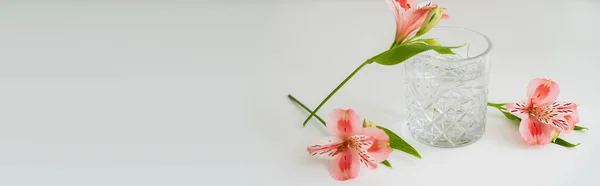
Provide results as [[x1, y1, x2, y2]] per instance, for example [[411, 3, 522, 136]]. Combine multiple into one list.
[[404, 27, 492, 148]]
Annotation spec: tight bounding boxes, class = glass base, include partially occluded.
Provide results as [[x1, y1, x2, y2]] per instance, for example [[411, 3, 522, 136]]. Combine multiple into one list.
[[407, 121, 484, 148]]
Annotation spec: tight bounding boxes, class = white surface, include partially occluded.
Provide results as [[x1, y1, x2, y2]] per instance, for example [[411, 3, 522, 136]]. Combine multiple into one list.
[[1, 0, 599, 185]]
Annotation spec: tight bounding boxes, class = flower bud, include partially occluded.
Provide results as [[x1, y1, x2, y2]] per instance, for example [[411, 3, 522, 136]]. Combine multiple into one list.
[[416, 6, 443, 37], [362, 119, 377, 128]]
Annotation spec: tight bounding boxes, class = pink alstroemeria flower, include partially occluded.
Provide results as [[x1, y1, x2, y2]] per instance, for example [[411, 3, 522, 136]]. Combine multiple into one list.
[[506, 78, 580, 145], [386, 0, 449, 44], [307, 109, 391, 181]]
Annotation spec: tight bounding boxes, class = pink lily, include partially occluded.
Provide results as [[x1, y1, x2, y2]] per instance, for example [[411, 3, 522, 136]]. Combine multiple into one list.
[[307, 109, 391, 181], [506, 78, 579, 145], [386, 0, 449, 44]]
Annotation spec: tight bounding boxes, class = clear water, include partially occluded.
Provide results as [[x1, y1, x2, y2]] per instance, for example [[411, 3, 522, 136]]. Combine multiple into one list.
[[405, 54, 489, 148]]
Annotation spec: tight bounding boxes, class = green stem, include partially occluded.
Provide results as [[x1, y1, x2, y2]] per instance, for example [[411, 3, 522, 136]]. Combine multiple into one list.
[[402, 35, 418, 44], [389, 40, 397, 49], [302, 61, 371, 126], [288, 94, 326, 126], [487, 102, 507, 109]]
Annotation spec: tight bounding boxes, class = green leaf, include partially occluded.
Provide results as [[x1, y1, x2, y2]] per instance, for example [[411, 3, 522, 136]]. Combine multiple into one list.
[[381, 160, 392, 168], [501, 111, 521, 122], [574, 125, 588, 131], [377, 126, 421, 159], [552, 137, 581, 148], [411, 38, 455, 54], [488, 104, 520, 123], [373, 43, 463, 66]]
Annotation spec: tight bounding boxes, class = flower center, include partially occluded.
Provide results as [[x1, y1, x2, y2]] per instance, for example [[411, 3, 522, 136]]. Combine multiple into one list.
[[528, 106, 556, 124], [345, 137, 360, 148]]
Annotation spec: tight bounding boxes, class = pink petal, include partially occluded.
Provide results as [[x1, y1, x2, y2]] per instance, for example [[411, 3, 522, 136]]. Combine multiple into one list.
[[532, 101, 576, 132], [307, 136, 344, 159], [535, 121, 554, 145], [519, 117, 536, 145], [505, 100, 530, 119], [386, 0, 403, 43], [519, 117, 553, 145], [396, 7, 431, 42], [563, 102, 580, 131], [397, 0, 417, 10], [544, 117, 569, 132], [329, 148, 360, 181], [567, 110, 580, 124], [565, 111, 579, 131], [416, 1, 434, 9], [441, 13, 449, 19], [347, 135, 377, 170], [527, 78, 559, 106], [327, 109, 362, 138], [385, 0, 401, 20], [362, 127, 392, 163], [553, 101, 578, 115]]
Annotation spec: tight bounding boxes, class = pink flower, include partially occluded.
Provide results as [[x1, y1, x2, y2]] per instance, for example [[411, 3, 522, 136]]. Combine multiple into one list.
[[307, 109, 392, 181], [386, 0, 449, 44], [506, 78, 580, 145]]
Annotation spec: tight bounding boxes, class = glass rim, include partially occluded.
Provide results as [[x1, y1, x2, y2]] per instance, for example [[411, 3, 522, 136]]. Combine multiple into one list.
[[423, 26, 493, 62]]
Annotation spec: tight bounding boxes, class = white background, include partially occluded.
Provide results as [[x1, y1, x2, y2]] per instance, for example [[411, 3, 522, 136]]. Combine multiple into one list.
[[1, 0, 599, 185]]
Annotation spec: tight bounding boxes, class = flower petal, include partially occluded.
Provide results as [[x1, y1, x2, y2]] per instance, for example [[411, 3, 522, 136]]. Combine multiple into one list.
[[534, 101, 577, 131], [505, 100, 530, 119], [527, 78, 559, 106], [544, 117, 569, 132], [329, 148, 360, 181], [386, 0, 404, 43], [519, 117, 553, 145], [441, 13, 449, 19], [396, 5, 434, 42], [565, 110, 580, 131], [307, 136, 344, 159], [519, 117, 536, 145], [397, 0, 417, 10], [347, 135, 377, 170], [553, 101, 578, 115], [327, 109, 362, 137], [362, 127, 391, 163], [416, 1, 434, 9], [535, 121, 554, 145], [557, 102, 579, 131], [385, 0, 401, 20]]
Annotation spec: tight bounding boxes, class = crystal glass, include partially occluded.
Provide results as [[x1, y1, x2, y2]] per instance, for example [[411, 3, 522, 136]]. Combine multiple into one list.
[[404, 27, 492, 148]]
